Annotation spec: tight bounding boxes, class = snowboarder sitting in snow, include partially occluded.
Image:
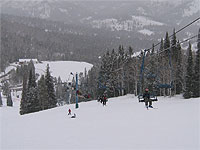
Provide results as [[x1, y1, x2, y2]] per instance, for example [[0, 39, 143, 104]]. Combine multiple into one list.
[[68, 109, 71, 115], [143, 88, 153, 109], [71, 113, 76, 118]]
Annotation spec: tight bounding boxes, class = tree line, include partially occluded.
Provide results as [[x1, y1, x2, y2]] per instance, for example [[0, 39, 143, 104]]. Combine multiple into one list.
[[20, 61, 56, 115], [83, 28, 200, 99], [19, 61, 93, 114]]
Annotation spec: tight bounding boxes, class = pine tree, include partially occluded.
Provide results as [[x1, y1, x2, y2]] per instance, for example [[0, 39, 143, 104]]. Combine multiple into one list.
[[20, 73, 28, 115], [7, 90, 13, 107], [55, 76, 64, 105], [163, 32, 171, 96], [171, 29, 178, 60], [184, 42, 194, 99], [193, 29, 200, 97], [26, 69, 39, 113], [28, 60, 35, 76], [171, 29, 178, 95], [38, 75, 48, 110], [109, 49, 118, 97], [118, 45, 125, 62], [146, 44, 156, 92], [128, 46, 133, 58], [98, 52, 110, 96], [0, 91, 3, 106], [157, 38, 165, 96], [124, 46, 135, 94], [117, 45, 127, 96], [45, 64, 57, 108], [164, 32, 170, 55], [176, 41, 183, 94], [159, 38, 164, 52]]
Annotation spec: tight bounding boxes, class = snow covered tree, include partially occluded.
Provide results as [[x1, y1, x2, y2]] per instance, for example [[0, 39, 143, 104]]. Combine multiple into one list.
[[28, 60, 35, 76], [164, 32, 170, 55], [175, 41, 184, 94], [171, 29, 178, 60], [128, 46, 133, 57], [38, 75, 48, 110], [184, 42, 194, 99], [45, 64, 57, 108], [20, 72, 28, 115], [98, 52, 110, 96], [159, 38, 164, 52], [118, 45, 126, 63], [26, 69, 39, 113], [163, 32, 171, 96], [7, 90, 13, 107], [171, 29, 178, 95], [124, 46, 136, 94], [193, 29, 200, 97], [87, 66, 98, 99], [117, 45, 127, 96], [55, 76, 65, 105], [109, 49, 119, 96], [147, 44, 157, 93]]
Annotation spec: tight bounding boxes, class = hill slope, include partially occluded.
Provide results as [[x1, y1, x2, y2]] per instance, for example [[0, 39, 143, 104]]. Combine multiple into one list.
[[0, 94, 199, 150], [1, 60, 93, 82]]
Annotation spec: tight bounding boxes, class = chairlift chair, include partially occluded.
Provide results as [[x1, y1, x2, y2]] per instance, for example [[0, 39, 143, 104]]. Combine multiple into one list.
[[138, 93, 158, 103]]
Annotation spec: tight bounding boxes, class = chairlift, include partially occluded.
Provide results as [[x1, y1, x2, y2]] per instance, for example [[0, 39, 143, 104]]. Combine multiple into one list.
[[138, 47, 173, 102], [156, 83, 173, 89], [138, 93, 158, 103]]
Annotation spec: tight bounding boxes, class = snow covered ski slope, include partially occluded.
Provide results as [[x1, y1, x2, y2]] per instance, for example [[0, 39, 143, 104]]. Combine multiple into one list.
[[2, 61, 93, 82], [0, 94, 199, 150]]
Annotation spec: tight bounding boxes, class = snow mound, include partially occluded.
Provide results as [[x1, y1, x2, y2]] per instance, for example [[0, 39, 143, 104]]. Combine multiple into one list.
[[35, 61, 93, 82]]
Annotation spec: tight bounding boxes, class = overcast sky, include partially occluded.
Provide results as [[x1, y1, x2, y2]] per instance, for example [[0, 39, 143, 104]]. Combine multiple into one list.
[[1, 0, 185, 1]]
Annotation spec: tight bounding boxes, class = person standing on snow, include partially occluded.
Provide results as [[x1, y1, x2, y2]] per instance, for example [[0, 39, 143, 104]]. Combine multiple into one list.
[[102, 94, 107, 106], [143, 88, 153, 109], [68, 108, 71, 115]]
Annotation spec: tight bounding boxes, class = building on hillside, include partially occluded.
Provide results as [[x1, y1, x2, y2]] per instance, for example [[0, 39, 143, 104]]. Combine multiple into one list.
[[18, 59, 39, 65]]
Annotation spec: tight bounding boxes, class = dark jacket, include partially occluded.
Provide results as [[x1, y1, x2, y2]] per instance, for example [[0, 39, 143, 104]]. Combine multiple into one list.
[[143, 91, 150, 99]]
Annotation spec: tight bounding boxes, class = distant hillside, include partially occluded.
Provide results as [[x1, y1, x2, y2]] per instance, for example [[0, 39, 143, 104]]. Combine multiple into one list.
[[1, 14, 156, 71], [1, 0, 199, 71], [1, 60, 93, 83]]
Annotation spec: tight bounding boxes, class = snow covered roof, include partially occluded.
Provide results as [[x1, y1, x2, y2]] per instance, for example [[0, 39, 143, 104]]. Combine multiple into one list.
[[18, 59, 38, 63]]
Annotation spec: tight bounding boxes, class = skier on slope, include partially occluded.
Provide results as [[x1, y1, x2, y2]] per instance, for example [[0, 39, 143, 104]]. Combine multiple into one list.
[[143, 88, 153, 109], [102, 94, 107, 106], [68, 108, 71, 115]]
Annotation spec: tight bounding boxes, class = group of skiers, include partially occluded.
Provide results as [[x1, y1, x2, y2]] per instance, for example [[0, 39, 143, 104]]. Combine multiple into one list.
[[96, 89, 153, 108], [97, 94, 108, 106], [67, 88, 153, 116]]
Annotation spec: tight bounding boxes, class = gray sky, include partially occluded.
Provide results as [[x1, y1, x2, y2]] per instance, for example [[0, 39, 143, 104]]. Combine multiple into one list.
[[1, 0, 184, 1]]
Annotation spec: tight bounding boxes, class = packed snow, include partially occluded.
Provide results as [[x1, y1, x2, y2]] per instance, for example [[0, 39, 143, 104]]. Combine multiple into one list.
[[0, 94, 199, 150], [131, 16, 164, 28], [34, 61, 93, 82], [1, 61, 93, 82], [92, 16, 164, 31], [138, 29, 154, 36], [183, 0, 200, 17]]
